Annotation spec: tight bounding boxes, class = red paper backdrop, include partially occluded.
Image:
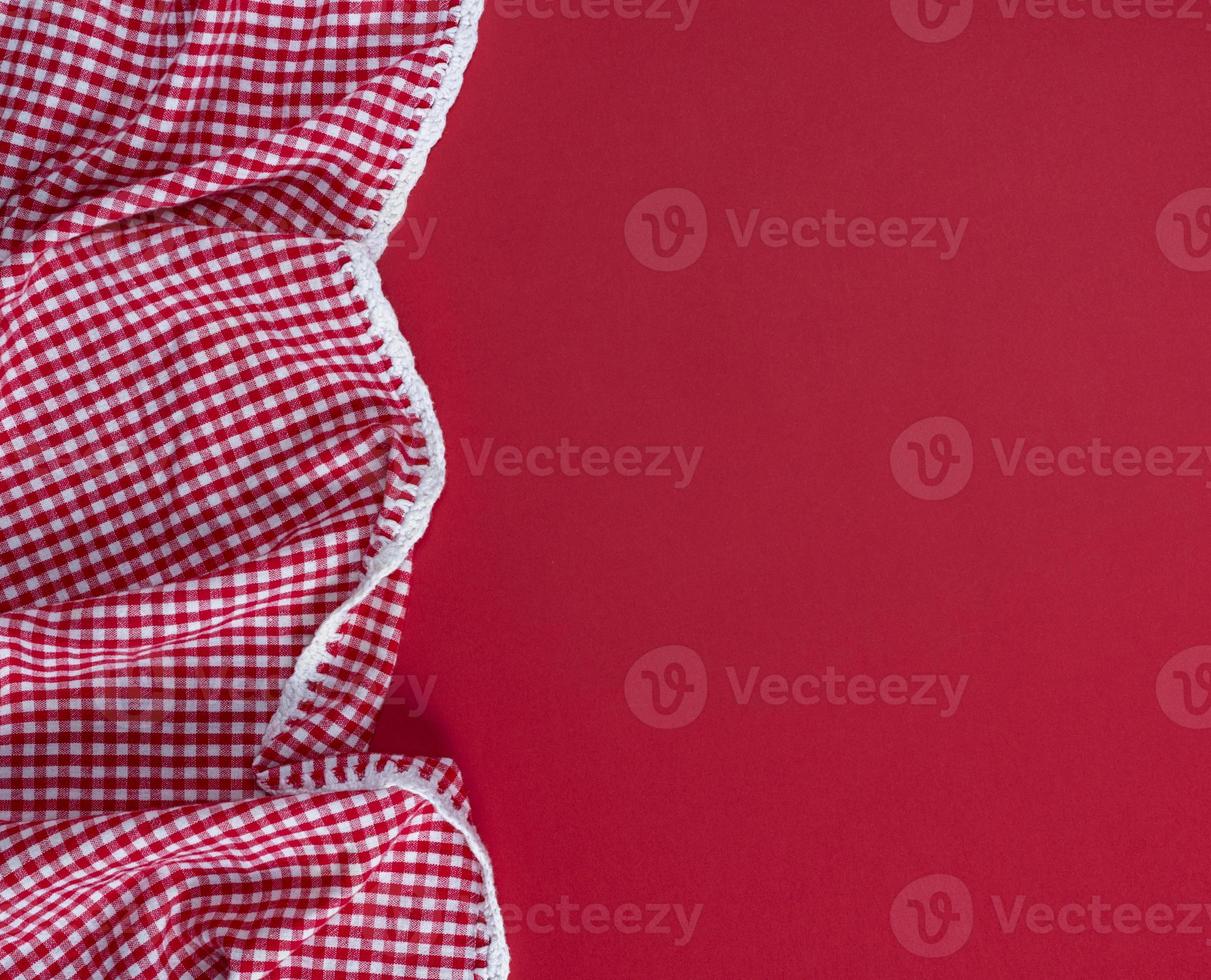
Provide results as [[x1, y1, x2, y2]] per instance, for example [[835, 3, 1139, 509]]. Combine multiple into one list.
[[372, 2, 1211, 975]]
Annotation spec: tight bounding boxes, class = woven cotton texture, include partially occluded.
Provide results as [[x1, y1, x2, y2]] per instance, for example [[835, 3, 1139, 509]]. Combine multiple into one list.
[[0, 1, 507, 976]]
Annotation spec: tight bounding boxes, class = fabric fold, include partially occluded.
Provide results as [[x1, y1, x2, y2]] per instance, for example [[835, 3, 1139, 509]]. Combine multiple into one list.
[[0, 1, 505, 976]]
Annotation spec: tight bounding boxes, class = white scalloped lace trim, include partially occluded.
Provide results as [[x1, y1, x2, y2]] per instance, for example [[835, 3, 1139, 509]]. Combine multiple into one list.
[[255, 1, 508, 975]]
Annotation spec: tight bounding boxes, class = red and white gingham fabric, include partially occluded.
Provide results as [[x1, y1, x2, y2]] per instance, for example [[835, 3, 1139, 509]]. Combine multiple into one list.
[[0, 1, 508, 976]]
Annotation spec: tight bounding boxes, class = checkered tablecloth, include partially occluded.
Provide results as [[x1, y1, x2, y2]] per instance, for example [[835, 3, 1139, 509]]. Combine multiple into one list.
[[0, 1, 506, 975]]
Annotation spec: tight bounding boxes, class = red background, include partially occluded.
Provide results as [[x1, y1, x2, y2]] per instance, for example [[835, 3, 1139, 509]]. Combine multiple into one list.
[[372, 2, 1211, 975]]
